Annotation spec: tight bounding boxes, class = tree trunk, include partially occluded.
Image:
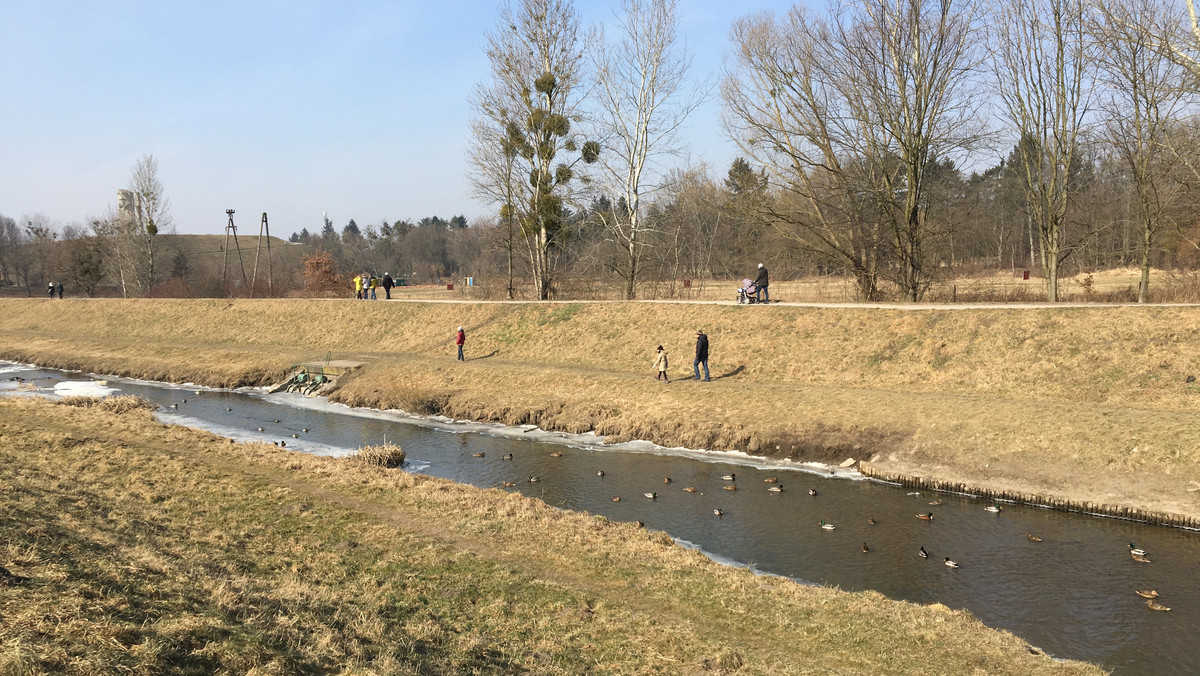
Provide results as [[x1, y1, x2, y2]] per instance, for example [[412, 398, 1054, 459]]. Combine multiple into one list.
[[1138, 218, 1152, 303]]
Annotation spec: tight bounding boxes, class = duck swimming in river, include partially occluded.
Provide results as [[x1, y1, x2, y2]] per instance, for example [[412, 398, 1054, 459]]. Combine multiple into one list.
[[1129, 543, 1147, 556], [808, 489, 818, 496], [868, 516, 877, 525], [502, 454, 513, 460], [820, 521, 836, 531], [919, 547, 929, 559], [984, 505, 1003, 513], [1146, 600, 1171, 611], [861, 542, 870, 553], [944, 557, 960, 569], [721, 474, 736, 481], [764, 477, 778, 483], [724, 485, 737, 491], [768, 485, 783, 493], [1027, 533, 1043, 542], [683, 486, 697, 492], [1135, 589, 1159, 599], [714, 509, 723, 517], [916, 512, 934, 521], [644, 492, 657, 500]]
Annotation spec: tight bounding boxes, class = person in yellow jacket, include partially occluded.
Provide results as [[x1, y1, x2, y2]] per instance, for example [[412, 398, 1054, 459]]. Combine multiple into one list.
[[353, 274, 363, 299], [369, 274, 379, 300]]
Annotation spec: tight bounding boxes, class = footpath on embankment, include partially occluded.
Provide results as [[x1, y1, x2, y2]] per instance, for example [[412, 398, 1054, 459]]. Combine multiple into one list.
[[2, 297, 1199, 527]]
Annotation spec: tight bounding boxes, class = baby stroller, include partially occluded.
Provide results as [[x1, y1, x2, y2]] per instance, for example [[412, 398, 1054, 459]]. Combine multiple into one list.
[[736, 279, 760, 304]]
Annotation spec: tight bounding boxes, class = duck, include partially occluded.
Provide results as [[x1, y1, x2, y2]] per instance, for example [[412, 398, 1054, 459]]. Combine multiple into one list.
[[713, 508, 724, 517], [501, 481, 517, 487], [861, 542, 870, 553], [764, 477, 779, 483], [292, 433, 299, 438], [226, 407, 232, 412], [257, 427, 264, 432], [527, 476, 541, 483], [472, 452, 485, 458], [273, 419, 281, 424], [944, 557, 960, 569], [808, 489, 818, 496], [549, 451, 563, 458], [683, 486, 697, 493], [1131, 552, 1152, 563], [279, 441, 286, 447], [984, 505, 1003, 513], [723, 485, 738, 491], [1027, 533, 1043, 542], [919, 546, 930, 559], [768, 485, 784, 493], [819, 521, 836, 531], [721, 474, 736, 481], [916, 512, 934, 521], [868, 516, 877, 526], [1146, 600, 1171, 612], [644, 492, 657, 500], [169, 403, 178, 409], [1135, 589, 1159, 599], [181, 399, 187, 403], [1129, 543, 1147, 556], [663, 477, 672, 484], [503, 454, 513, 461], [612, 496, 621, 502], [928, 499, 943, 506], [635, 520, 645, 528], [596, 470, 605, 477], [302, 428, 309, 433]]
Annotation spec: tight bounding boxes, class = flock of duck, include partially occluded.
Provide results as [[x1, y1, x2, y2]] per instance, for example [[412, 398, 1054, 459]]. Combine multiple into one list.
[[478, 451, 1177, 612], [170, 397, 1178, 615]]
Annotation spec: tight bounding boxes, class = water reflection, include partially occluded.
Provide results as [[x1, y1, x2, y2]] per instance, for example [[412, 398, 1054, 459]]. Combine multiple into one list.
[[3, 363, 1197, 674]]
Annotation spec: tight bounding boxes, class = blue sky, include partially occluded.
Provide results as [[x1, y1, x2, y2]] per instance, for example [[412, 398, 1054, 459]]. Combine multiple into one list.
[[1, 0, 799, 236]]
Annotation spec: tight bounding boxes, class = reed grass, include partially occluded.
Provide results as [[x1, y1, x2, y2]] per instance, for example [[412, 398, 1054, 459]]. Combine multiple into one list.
[[0, 397, 1101, 674]]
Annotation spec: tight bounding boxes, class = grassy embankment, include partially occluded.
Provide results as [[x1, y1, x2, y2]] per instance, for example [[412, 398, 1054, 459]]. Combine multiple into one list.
[[0, 396, 1100, 674], [1, 298, 1199, 523]]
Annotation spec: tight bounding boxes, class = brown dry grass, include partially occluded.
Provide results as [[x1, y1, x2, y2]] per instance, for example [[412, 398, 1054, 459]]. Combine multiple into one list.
[[2, 297, 1200, 522], [0, 396, 1100, 674]]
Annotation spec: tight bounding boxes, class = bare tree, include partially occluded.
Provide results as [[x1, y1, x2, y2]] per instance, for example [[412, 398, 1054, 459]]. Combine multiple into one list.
[[992, 0, 1094, 301], [471, 0, 599, 300], [589, 0, 706, 299], [468, 116, 522, 299], [724, 0, 983, 301], [128, 154, 171, 294], [1093, 0, 1189, 302]]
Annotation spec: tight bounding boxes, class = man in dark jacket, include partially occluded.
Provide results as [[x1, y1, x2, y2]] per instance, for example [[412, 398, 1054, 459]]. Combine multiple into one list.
[[382, 273, 394, 299], [693, 329, 710, 381], [754, 263, 769, 303]]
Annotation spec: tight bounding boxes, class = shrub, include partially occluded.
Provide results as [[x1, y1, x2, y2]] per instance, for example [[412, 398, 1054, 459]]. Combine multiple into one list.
[[351, 442, 406, 468]]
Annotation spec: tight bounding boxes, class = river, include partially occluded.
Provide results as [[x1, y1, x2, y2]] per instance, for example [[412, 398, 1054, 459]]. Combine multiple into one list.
[[3, 362, 1197, 674]]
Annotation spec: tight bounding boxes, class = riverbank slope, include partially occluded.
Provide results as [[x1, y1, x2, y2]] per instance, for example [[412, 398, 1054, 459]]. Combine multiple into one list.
[[1, 298, 1198, 523], [0, 396, 1100, 674]]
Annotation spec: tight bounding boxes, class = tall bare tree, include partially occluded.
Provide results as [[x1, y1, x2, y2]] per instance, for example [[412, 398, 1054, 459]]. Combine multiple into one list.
[[589, 0, 706, 299], [471, 0, 599, 300], [992, 0, 1093, 301], [1094, 0, 1189, 302], [724, 0, 982, 301], [128, 154, 170, 294]]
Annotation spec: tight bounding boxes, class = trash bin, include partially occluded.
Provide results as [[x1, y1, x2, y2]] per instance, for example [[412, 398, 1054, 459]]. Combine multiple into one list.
[[1022, 270, 1030, 280]]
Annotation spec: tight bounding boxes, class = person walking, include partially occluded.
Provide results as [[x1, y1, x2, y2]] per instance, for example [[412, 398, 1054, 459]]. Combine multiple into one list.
[[693, 330, 710, 381], [652, 345, 669, 383], [754, 263, 770, 303], [382, 272, 394, 299], [353, 274, 363, 299], [455, 326, 466, 361], [48, 282, 55, 298], [369, 274, 378, 300], [56, 282, 63, 299], [360, 273, 370, 300]]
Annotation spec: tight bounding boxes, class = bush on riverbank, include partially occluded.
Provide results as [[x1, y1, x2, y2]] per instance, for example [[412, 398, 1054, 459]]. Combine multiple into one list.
[[351, 442, 406, 468]]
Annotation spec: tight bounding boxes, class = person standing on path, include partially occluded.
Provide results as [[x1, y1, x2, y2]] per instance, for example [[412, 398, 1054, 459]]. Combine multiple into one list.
[[754, 263, 769, 303], [693, 330, 710, 381], [48, 282, 55, 298], [369, 274, 378, 300], [455, 326, 466, 361], [353, 274, 363, 299], [653, 345, 669, 383], [56, 282, 63, 299], [382, 272, 394, 299]]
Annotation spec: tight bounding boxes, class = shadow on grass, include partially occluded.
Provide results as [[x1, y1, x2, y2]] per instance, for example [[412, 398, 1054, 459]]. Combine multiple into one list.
[[471, 350, 500, 361], [714, 365, 745, 380]]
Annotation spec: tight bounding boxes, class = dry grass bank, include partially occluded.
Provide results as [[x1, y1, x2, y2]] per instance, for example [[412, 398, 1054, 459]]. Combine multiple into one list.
[[0, 397, 1100, 674], [2, 298, 1200, 522]]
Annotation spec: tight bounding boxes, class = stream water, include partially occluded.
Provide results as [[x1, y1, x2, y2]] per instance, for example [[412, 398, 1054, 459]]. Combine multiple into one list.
[[3, 362, 1198, 674]]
